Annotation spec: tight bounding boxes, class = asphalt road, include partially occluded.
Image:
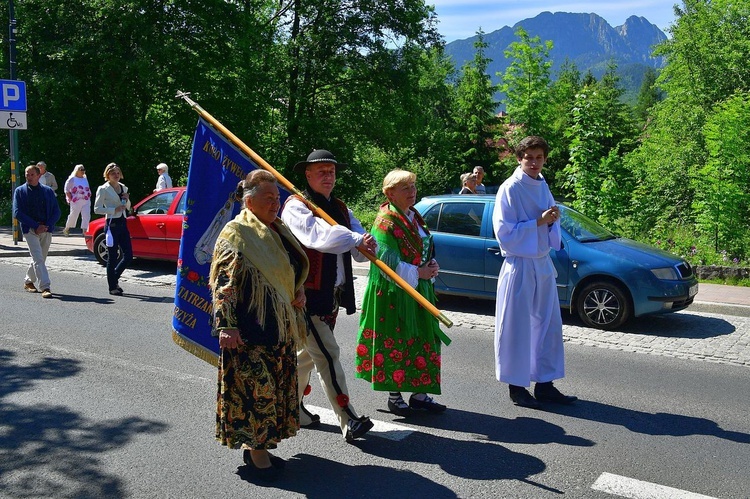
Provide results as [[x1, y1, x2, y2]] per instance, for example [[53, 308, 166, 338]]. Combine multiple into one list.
[[1, 256, 749, 498]]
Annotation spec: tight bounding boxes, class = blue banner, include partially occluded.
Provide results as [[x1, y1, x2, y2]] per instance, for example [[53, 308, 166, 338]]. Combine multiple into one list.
[[172, 118, 289, 364]]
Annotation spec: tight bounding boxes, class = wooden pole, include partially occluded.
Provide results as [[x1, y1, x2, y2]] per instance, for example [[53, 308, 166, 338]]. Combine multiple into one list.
[[176, 91, 453, 333]]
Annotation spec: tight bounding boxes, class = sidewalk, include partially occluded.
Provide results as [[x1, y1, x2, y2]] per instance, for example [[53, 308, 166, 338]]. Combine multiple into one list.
[[2, 226, 749, 317]]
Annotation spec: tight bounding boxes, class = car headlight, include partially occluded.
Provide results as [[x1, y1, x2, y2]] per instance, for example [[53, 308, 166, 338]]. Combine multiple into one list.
[[651, 267, 679, 280]]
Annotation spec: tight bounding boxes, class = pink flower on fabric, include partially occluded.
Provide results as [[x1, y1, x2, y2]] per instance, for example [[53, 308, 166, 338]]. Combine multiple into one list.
[[415, 356, 427, 370], [423, 342, 431, 353], [393, 227, 404, 238], [362, 359, 372, 372], [392, 370, 405, 385], [374, 352, 384, 367], [420, 373, 432, 385], [389, 349, 403, 362], [362, 328, 374, 339], [375, 370, 386, 383], [356, 344, 369, 356], [384, 338, 395, 349]]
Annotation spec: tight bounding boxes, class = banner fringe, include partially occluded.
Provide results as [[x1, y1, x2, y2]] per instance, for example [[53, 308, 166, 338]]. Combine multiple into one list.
[[172, 330, 219, 366]]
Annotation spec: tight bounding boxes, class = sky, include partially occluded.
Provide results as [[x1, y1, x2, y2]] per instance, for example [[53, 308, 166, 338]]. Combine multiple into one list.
[[429, 1, 678, 42]]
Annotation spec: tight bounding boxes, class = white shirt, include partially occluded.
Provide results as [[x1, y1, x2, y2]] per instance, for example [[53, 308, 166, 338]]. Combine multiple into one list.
[[281, 196, 367, 286], [155, 173, 172, 191]]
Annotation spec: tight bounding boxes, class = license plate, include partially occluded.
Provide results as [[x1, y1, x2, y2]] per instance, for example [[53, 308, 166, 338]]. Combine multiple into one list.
[[689, 283, 699, 297]]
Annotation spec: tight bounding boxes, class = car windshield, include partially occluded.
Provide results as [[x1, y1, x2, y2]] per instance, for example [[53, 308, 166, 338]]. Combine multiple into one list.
[[559, 204, 617, 242]]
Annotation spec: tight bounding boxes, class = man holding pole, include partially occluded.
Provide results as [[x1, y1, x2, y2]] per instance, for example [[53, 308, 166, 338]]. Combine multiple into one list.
[[281, 149, 376, 442]]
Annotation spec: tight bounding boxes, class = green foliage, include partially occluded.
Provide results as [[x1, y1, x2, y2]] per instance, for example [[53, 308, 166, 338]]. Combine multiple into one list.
[[450, 30, 500, 174], [694, 92, 750, 256], [500, 28, 553, 139], [562, 62, 637, 222]]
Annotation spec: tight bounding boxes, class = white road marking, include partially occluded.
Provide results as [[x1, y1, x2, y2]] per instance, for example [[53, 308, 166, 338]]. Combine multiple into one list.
[[592, 472, 717, 499], [305, 404, 415, 441]]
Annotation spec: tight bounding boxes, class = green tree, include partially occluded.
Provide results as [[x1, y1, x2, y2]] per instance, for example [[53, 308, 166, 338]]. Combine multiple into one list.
[[563, 62, 636, 225], [499, 27, 553, 139], [694, 92, 750, 258], [450, 30, 499, 179], [634, 67, 662, 125], [626, 0, 750, 257]]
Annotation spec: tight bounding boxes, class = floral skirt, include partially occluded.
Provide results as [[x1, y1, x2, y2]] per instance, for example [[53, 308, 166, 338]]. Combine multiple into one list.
[[216, 341, 299, 450]]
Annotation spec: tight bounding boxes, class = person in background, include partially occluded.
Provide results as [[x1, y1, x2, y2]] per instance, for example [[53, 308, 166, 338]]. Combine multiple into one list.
[[459, 172, 477, 194], [355, 169, 447, 417], [154, 163, 172, 192], [62, 164, 91, 236], [210, 169, 309, 482], [492, 135, 576, 409], [94, 163, 132, 296], [280, 149, 376, 442], [37, 161, 58, 192], [473, 166, 487, 194], [13, 165, 61, 298]]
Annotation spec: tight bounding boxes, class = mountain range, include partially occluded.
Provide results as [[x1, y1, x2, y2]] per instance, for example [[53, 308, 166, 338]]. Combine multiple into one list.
[[444, 11, 668, 104]]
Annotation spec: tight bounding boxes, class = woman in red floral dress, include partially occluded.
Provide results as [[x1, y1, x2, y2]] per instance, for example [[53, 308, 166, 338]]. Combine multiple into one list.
[[355, 169, 448, 416]]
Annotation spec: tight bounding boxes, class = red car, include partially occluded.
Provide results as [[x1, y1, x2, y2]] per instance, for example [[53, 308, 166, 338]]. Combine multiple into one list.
[[85, 187, 186, 265]]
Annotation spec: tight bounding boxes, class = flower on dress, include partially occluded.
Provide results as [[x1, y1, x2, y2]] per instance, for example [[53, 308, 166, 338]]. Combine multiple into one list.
[[362, 359, 372, 372], [356, 344, 369, 356], [375, 370, 386, 383], [415, 356, 427, 370], [336, 394, 349, 408], [374, 352, 384, 367], [392, 369, 405, 385], [420, 373, 432, 385], [393, 227, 404, 238], [389, 349, 403, 362], [423, 342, 431, 352], [362, 328, 374, 339], [384, 338, 395, 349]]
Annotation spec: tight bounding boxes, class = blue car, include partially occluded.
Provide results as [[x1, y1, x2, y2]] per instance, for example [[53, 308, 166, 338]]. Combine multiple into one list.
[[414, 195, 699, 330]]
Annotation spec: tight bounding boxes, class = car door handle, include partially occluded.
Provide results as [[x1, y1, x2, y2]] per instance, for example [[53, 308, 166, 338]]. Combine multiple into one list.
[[157, 223, 166, 229], [487, 247, 502, 254]]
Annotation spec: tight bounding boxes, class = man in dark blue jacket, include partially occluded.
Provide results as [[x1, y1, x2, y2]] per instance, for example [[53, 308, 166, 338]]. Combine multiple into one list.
[[13, 165, 61, 298]]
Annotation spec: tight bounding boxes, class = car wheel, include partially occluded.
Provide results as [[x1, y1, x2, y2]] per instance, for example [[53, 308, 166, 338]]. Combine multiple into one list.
[[576, 281, 632, 330], [93, 232, 121, 266]]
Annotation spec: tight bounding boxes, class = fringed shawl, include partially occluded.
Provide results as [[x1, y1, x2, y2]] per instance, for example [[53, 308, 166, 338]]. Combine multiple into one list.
[[210, 209, 309, 345]]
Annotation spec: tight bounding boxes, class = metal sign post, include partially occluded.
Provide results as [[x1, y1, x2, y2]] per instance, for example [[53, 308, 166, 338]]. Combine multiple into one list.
[[6, 0, 23, 243]]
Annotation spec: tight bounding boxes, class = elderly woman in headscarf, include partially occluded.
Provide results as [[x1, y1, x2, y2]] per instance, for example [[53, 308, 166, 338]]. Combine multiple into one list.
[[210, 169, 309, 482]]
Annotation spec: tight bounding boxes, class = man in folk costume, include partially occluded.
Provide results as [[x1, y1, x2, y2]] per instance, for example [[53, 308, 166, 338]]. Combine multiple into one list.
[[492, 136, 577, 409], [281, 149, 377, 442]]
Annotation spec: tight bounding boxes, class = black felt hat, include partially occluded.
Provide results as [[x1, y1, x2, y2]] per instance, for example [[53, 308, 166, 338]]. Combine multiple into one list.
[[293, 149, 347, 174]]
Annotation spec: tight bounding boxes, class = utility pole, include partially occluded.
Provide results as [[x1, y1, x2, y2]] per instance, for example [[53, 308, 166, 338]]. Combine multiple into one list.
[[8, 0, 20, 243]]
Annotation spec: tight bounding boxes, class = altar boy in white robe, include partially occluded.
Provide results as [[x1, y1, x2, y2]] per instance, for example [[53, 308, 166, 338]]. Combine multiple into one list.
[[492, 135, 577, 409]]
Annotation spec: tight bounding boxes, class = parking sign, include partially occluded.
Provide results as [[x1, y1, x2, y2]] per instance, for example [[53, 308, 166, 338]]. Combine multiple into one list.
[[0, 80, 27, 112]]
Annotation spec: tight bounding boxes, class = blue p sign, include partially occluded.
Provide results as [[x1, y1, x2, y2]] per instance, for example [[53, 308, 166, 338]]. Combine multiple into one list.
[[0, 80, 27, 112]]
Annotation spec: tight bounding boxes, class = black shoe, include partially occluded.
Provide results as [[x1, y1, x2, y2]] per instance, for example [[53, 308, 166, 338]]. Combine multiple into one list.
[[300, 402, 321, 428], [244, 449, 286, 469], [409, 394, 447, 413], [388, 395, 413, 417], [242, 450, 282, 481], [109, 288, 123, 296], [345, 416, 374, 442], [509, 386, 541, 409], [534, 382, 577, 405]]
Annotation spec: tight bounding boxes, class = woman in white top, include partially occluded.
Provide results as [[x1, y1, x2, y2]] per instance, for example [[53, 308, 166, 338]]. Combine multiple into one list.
[[62, 164, 92, 236], [94, 163, 132, 296]]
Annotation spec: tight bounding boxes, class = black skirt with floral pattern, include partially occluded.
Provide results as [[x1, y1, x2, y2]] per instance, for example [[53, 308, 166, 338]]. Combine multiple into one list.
[[216, 341, 299, 450]]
